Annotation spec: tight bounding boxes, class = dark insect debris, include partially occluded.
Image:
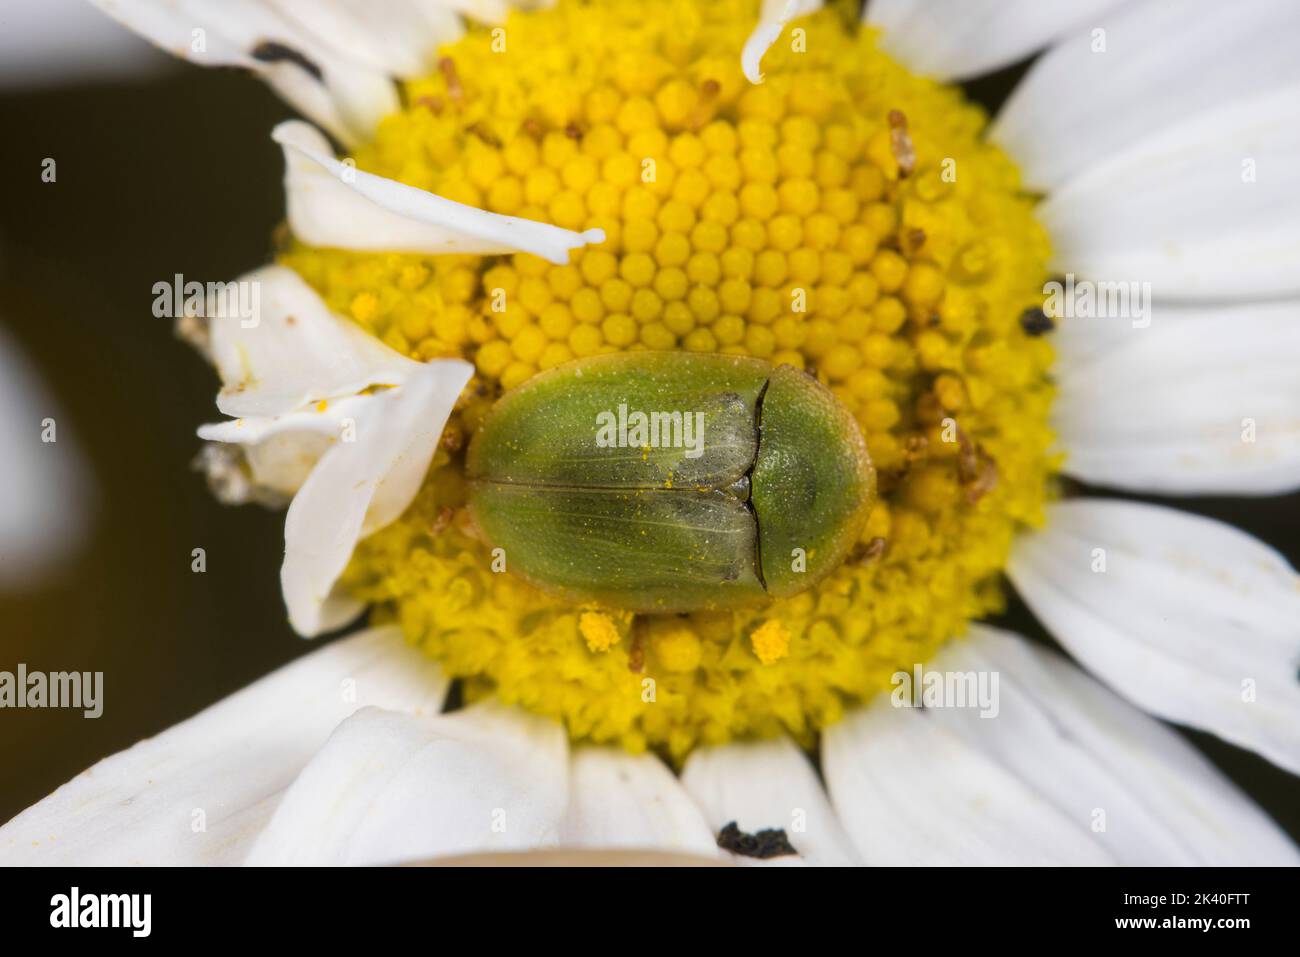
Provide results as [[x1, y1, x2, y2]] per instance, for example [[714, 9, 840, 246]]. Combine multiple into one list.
[[716, 821, 799, 859], [1019, 307, 1056, 336], [250, 41, 322, 81]]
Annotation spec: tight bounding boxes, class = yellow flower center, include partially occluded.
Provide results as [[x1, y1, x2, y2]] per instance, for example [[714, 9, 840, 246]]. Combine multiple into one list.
[[281, 0, 1057, 760]]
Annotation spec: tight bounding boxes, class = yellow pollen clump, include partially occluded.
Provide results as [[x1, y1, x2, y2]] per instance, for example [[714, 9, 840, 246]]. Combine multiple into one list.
[[580, 611, 621, 653], [648, 619, 703, 673], [750, 619, 791, 665], [286, 0, 1058, 761]]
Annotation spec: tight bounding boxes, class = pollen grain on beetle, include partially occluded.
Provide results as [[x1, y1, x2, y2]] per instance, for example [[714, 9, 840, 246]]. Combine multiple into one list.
[[286, 0, 1058, 759]]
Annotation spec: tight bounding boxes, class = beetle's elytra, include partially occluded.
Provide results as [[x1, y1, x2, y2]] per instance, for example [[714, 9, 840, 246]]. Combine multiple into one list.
[[466, 352, 876, 613]]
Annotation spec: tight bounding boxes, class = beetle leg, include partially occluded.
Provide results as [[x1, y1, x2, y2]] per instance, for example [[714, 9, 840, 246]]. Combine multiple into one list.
[[956, 428, 999, 503], [627, 618, 646, 674], [428, 506, 455, 536], [849, 537, 888, 566]]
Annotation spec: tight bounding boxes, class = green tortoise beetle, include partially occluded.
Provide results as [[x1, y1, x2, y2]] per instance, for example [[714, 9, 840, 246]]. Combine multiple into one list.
[[466, 352, 876, 613]]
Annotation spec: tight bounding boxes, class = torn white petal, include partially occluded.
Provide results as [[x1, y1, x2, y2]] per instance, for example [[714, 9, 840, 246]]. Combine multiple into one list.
[[204, 264, 412, 419], [197, 394, 371, 499], [281, 358, 472, 636], [193, 442, 291, 508], [274, 120, 605, 265], [194, 263, 472, 636], [742, 0, 822, 84]]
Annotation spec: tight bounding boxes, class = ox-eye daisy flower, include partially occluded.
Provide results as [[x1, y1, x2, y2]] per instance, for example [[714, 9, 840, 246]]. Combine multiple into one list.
[[4, 0, 1299, 866]]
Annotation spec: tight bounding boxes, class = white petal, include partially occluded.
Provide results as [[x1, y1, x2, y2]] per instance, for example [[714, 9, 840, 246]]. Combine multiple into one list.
[[993, 0, 1300, 192], [0, 326, 93, 589], [559, 748, 717, 855], [280, 357, 472, 635], [454, 0, 510, 20], [198, 394, 371, 498], [88, 0, 399, 145], [1033, 83, 1300, 300], [865, 0, 1124, 82], [1009, 499, 1300, 774], [193, 442, 292, 507], [266, 0, 466, 77], [1047, 296, 1149, 371], [681, 737, 860, 866], [0, 627, 447, 866], [246, 703, 568, 865], [742, 0, 822, 84], [191, 264, 472, 635], [930, 626, 1299, 865], [201, 264, 413, 419], [274, 120, 606, 265], [823, 693, 1114, 865], [1056, 300, 1300, 495]]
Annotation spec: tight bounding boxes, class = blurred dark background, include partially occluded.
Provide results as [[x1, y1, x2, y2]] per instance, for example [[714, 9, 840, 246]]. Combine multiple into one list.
[[0, 55, 307, 820], [0, 14, 1296, 842]]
